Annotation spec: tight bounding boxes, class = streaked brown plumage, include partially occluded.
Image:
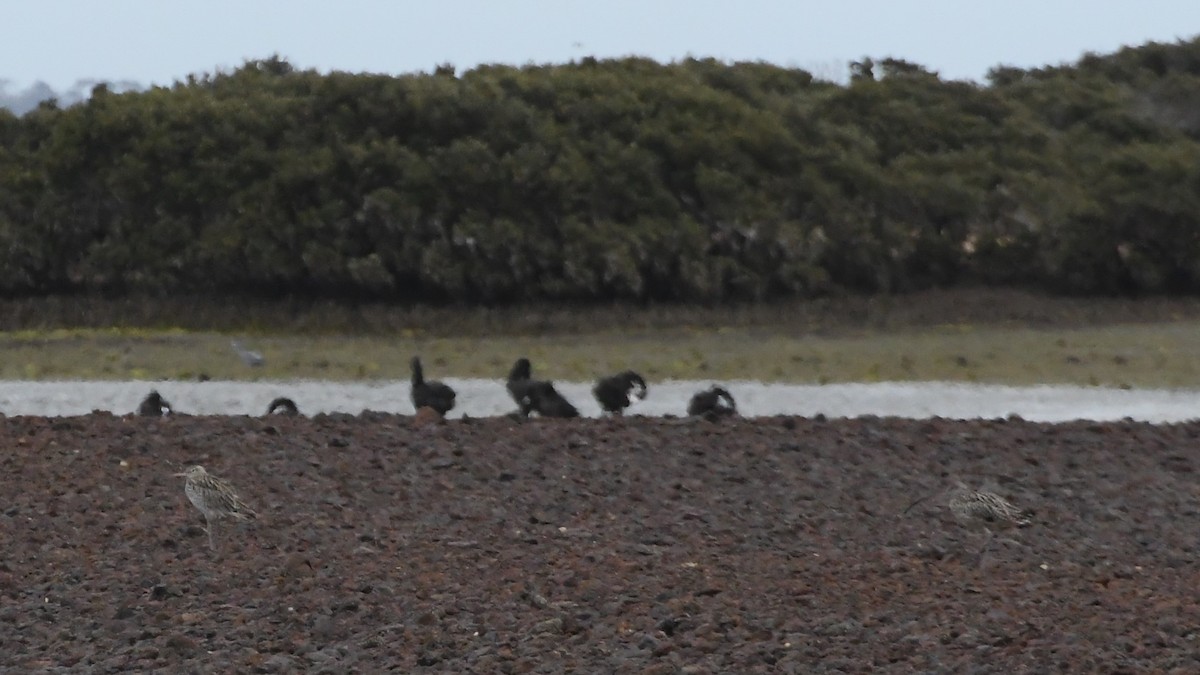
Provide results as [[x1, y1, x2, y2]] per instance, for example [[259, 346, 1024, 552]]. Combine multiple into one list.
[[948, 483, 1032, 529], [947, 482, 1032, 563], [175, 465, 256, 550]]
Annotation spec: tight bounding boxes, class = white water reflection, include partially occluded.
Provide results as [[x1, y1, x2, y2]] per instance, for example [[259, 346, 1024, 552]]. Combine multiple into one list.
[[0, 379, 1196, 423]]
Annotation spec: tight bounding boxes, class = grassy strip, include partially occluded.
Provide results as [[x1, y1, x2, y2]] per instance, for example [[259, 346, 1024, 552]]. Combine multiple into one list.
[[3, 289, 1199, 385], [2, 321, 1198, 388]]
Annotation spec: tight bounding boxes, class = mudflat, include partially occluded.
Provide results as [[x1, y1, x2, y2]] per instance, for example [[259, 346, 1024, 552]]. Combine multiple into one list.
[[3, 411, 1195, 672]]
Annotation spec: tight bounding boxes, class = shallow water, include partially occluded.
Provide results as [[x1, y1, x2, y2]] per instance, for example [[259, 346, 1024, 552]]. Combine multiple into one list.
[[0, 379, 1197, 422]]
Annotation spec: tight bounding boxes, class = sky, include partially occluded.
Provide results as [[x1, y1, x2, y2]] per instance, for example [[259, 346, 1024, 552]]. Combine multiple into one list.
[[3, 1, 1200, 92]]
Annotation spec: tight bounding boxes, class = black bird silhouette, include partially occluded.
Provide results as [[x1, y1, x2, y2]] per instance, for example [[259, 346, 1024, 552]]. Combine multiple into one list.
[[266, 397, 299, 416], [593, 370, 647, 415], [525, 381, 580, 418], [138, 389, 172, 417], [411, 356, 456, 416], [506, 357, 537, 416], [506, 357, 579, 418], [687, 386, 737, 418]]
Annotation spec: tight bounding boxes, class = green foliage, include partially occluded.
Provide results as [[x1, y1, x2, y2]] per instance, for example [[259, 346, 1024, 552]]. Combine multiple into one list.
[[4, 40, 1200, 302]]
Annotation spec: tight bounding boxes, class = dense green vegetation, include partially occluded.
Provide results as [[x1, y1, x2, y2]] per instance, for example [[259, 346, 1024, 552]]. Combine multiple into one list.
[[2, 38, 1200, 303]]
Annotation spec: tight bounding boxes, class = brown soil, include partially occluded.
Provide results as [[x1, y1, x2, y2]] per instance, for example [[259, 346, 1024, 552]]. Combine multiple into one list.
[[3, 412, 1197, 672]]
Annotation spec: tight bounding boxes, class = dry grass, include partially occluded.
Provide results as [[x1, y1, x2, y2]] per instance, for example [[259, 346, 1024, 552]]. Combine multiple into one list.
[[3, 288, 1200, 385], [2, 320, 1199, 387]]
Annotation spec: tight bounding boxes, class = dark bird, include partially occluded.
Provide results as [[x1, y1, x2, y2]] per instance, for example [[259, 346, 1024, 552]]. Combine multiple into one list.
[[411, 356, 456, 416], [526, 380, 580, 418], [266, 397, 299, 416], [506, 357, 537, 417], [506, 357, 579, 418], [138, 390, 172, 417], [687, 386, 737, 418], [593, 370, 647, 415]]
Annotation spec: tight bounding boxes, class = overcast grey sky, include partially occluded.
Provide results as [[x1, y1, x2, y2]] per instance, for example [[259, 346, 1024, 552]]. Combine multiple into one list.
[[4, 1, 1200, 91]]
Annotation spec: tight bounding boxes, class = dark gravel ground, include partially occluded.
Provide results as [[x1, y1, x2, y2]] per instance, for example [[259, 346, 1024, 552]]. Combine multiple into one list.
[[3, 411, 1200, 673]]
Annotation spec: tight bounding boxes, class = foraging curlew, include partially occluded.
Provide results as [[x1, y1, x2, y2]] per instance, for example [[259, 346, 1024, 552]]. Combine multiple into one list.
[[948, 483, 1033, 529], [946, 481, 1032, 562], [593, 370, 647, 416], [687, 385, 737, 419], [410, 356, 456, 416], [174, 465, 257, 550]]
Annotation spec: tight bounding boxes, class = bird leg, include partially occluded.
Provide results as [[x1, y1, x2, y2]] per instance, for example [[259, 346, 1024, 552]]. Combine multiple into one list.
[[974, 529, 996, 566], [205, 516, 216, 550]]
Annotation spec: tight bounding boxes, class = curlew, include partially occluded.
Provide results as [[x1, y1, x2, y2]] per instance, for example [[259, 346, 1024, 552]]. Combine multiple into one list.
[[948, 483, 1033, 530], [174, 465, 257, 550], [903, 481, 1033, 563]]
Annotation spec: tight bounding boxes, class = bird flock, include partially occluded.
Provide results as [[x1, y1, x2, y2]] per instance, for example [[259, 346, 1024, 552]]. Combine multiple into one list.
[[138, 352, 742, 420], [157, 343, 1035, 557]]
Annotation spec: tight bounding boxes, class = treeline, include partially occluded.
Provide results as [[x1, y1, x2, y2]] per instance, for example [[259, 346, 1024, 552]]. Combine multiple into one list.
[[2, 39, 1200, 303]]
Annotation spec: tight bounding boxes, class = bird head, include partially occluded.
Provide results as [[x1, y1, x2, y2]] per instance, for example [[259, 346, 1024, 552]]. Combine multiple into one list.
[[509, 358, 532, 381], [174, 465, 207, 479]]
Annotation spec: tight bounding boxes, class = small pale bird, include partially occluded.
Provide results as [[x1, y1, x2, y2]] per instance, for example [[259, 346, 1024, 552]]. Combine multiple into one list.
[[174, 465, 257, 550], [230, 340, 265, 367]]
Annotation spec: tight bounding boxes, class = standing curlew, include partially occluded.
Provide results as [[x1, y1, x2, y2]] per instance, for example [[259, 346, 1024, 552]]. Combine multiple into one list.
[[174, 465, 257, 550]]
